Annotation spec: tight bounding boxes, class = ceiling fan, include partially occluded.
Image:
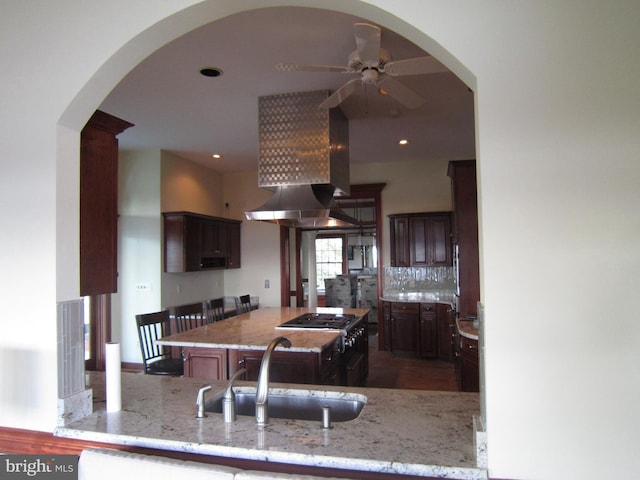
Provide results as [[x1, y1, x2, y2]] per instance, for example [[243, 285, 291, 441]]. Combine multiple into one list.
[[276, 23, 448, 109]]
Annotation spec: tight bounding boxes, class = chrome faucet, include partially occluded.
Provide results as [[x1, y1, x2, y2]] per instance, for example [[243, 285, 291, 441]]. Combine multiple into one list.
[[195, 385, 212, 418], [255, 336, 291, 426], [222, 367, 247, 423]]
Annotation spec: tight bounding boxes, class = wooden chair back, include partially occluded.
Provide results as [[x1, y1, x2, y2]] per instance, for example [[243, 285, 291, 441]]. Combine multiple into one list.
[[171, 302, 207, 332], [135, 311, 183, 376], [204, 297, 225, 323], [235, 294, 252, 314]]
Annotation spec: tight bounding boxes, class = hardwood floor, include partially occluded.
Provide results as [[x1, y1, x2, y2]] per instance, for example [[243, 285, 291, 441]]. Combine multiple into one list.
[[365, 332, 458, 391]]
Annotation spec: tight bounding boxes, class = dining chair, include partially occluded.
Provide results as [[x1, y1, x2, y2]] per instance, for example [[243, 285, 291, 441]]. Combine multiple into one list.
[[234, 294, 252, 314], [171, 302, 207, 332], [135, 311, 184, 376], [204, 297, 226, 323]]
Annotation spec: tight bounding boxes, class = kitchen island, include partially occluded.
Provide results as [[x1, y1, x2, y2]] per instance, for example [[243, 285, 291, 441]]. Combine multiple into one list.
[[55, 372, 485, 479], [158, 307, 370, 386]]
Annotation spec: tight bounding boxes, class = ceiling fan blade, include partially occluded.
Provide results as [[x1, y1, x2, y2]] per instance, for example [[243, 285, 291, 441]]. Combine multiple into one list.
[[276, 62, 350, 73], [319, 78, 362, 108], [384, 56, 448, 76], [353, 23, 381, 68], [377, 77, 426, 109]]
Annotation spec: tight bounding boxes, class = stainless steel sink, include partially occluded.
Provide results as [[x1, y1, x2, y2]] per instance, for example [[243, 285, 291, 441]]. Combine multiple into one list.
[[205, 386, 366, 422]]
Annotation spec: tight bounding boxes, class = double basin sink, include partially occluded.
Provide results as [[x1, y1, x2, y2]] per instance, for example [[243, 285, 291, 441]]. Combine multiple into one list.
[[206, 386, 367, 423]]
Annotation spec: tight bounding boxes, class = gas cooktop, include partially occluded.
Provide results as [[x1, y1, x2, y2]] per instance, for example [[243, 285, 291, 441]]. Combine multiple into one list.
[[276, 313, 356, 330]]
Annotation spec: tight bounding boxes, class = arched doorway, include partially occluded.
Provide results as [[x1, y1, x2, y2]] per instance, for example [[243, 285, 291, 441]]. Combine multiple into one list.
[[55, 0, 478, 415]]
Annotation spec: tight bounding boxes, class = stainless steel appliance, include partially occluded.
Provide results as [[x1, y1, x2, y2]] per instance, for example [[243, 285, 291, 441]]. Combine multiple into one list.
[[277, 312, 356, 330], [276, 312, 368, 386]]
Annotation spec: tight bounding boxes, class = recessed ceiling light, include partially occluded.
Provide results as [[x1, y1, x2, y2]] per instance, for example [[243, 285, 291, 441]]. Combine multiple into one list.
[[200, 67, 223, 78], [398, 139, 409, 145], [212, 153, 222, 159]]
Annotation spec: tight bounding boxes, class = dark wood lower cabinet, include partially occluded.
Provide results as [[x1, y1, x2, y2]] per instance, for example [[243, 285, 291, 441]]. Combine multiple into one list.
[[455, 334, 480, 392], [419, 304, 437, 358], [182, 336, 365, 387], [384, 301, 438, 359], [382, 300, 479, 392], [390, 303, 420, 356], [183, 347, 227, 380], [436, 303, 456, 361], [229, 349, 319, 384]]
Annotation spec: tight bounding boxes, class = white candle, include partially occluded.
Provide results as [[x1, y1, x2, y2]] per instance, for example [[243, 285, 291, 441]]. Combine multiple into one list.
[[105, 342, 121, 412]]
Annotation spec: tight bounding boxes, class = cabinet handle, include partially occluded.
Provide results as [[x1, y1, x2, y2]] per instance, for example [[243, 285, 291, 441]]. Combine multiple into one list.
[[467, 344, 475, 350]]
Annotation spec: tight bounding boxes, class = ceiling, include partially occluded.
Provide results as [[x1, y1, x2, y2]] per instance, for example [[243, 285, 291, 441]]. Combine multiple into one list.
[[99, 6, 476, 174]]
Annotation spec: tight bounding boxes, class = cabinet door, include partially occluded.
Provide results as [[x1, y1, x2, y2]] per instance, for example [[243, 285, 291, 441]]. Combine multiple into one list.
[[436, 303, 455, 361], [409, 217, 429, 266], [227, 222, 241, 268], [381, 302, 392, 351], [391, 315, 419, 355], [183, 347, 227, 380], [429, 214, 452, 266], [390, 303, 420, 356], [419, 303, 437, 358], [460, 336, 479, 392], [184, 216, 203, 271], [390, 216, 410, 267]]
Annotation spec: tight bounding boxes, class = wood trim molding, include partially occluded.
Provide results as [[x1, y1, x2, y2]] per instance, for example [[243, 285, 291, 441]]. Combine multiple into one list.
[[279, 225, 290, 306]]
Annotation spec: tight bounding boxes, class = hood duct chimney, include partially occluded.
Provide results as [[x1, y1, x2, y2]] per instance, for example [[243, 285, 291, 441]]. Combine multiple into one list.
[[245, 90, 357, 228]]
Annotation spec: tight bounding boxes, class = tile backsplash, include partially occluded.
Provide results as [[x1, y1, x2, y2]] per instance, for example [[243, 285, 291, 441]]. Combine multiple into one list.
[[383, 266, 456, 294]]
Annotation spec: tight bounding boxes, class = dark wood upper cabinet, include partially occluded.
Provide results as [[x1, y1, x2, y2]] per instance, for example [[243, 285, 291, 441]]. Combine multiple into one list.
[[163, 211, 241, 272], [448, 160, 480, 317], [389, 212, 452, 267], [80, 110, 133, 296]]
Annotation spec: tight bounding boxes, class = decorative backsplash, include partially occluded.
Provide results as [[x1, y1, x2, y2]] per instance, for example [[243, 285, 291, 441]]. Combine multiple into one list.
[[383, 266, 456, 294]]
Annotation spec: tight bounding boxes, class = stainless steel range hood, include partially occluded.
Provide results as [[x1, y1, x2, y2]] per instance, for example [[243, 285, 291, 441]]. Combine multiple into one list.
[[245, 90, 357, 228], [245, 184, 356, 228]]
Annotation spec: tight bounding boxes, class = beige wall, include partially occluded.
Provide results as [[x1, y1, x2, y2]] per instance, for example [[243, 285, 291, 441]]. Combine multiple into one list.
[[161, 150, 224, 216], [351, 158, 452, 266]]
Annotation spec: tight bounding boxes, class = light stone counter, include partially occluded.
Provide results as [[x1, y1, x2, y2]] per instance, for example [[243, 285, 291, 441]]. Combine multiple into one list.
[[158, 307, 370, 352], [55, 373, 486, 479], [457, 318, 479, 341]]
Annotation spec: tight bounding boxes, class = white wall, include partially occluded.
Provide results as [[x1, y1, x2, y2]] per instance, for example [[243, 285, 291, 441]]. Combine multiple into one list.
[[1, 1, 639, 479], [116, 149, 164, 363]]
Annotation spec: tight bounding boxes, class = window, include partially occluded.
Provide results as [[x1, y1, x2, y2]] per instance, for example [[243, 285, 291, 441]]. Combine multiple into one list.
[[315, 236, 345, 290]]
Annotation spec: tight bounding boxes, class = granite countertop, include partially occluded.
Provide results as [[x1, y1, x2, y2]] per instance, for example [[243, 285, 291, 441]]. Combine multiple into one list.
[[158, 307, 371, 353], [457, 318, 479, 341], [55, 373, 485, 479]]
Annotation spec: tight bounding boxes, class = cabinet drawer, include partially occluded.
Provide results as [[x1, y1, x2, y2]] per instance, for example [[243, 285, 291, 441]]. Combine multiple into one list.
[[420, 303, 436, 315], [460, 336, 479, 361], [391, 302, 419, 315]]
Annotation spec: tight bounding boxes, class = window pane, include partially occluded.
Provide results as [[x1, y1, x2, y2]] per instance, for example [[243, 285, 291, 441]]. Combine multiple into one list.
[[316, 237, 343, 290]]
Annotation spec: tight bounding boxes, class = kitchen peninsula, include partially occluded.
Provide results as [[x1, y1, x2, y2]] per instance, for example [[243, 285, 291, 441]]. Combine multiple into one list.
[[54, 306, 485, 479], [158, 307, 370, 386], [54, 373, 485, 479]]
